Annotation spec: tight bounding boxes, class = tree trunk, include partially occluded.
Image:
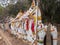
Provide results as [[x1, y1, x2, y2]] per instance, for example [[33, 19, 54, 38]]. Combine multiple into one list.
[[46, 23, 51, 45]]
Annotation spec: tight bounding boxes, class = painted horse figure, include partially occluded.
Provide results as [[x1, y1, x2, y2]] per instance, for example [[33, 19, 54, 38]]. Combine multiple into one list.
[[37, 21, 46, 45]]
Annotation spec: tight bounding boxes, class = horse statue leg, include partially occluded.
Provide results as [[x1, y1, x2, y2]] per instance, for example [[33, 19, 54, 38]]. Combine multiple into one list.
[[37, 30, 46, 45], [51, 29, 58, 45]]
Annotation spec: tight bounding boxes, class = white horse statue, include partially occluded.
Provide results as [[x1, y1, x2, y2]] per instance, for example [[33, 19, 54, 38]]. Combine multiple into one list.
[[51, 24, 58, 45]]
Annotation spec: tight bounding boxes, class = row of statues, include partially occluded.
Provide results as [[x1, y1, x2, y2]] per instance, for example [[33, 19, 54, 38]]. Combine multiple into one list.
[[8, 0, 58, 45], [10, 17, 58, 45]]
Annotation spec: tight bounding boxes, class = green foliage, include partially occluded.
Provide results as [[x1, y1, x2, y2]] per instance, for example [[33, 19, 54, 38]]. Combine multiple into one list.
[[41, 0, 60, 23], [0, 5, 4, 15], [6, 0, 32, 17]]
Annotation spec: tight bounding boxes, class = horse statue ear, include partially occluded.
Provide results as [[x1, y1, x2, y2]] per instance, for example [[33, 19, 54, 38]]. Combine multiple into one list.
[[31, 0, 35, 7]]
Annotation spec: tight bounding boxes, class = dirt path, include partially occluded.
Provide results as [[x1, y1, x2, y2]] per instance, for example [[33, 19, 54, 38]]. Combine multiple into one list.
[[0, 29, 28, 45], [0, 29, 12, 45]]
